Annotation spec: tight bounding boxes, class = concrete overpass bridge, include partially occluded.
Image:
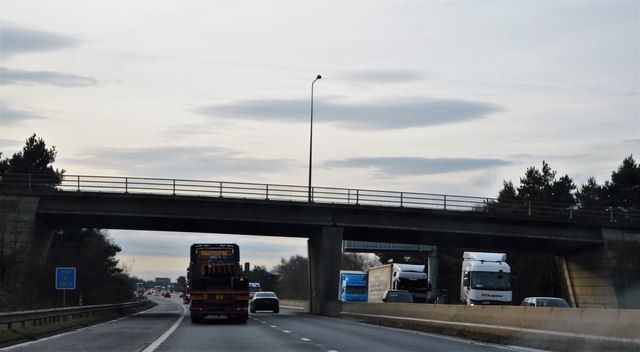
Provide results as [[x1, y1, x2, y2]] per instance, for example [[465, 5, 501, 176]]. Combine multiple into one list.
[[2, 174, 639, 313]]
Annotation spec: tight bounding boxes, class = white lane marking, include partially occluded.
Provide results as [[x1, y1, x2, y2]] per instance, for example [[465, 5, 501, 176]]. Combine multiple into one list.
[[142, 301, 187, 352], [270, 325, 277, 328], [282, 330, 291, 333], [301, 337, 311, 341]]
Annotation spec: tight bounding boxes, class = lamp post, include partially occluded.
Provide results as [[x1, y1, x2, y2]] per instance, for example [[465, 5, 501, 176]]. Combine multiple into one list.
[[308, 74, 321, 202]]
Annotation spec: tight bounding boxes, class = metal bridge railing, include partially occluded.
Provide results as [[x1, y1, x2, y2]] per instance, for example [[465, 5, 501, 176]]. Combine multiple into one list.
[[0, 173, 638, 225]]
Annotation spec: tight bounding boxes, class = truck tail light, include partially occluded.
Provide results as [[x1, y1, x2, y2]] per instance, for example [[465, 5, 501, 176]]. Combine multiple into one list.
[[236, 307, 247, 311]]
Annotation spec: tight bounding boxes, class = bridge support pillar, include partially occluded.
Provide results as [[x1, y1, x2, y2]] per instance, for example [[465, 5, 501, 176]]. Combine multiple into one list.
[[308, 226, 343, 316], [558, 228, 640, 309], [0, 196, 54, 305], [427, 247, 438, 303]]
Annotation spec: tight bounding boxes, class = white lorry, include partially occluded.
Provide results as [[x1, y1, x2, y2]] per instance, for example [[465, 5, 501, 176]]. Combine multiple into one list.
[[460, 252, 512, 305], [367, 264, 430, 303]]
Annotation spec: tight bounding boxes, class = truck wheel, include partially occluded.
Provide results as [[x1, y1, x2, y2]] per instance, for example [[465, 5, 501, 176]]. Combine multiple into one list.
[[190, 315, 201, 323], [273, 308, 279, 313], [250, 308, 256, 313]]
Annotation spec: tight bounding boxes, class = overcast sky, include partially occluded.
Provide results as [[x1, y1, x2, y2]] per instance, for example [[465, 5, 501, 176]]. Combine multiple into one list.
[[1, 0, 638, 281]]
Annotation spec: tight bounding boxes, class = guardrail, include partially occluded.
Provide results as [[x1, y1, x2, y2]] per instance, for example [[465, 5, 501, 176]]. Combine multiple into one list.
[[0, 300, 149, 329], [1, 173, 638, 225]]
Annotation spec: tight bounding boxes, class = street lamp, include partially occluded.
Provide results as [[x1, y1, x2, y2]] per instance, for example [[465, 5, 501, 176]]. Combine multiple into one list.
[[308, 74, 321, 202]]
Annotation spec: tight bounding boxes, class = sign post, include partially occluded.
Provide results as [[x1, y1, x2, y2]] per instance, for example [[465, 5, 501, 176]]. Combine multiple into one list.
[[56, 267, 76, 307]]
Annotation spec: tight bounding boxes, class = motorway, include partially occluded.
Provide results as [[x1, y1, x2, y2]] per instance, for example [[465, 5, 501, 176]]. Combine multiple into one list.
[[2, 296, 537, 352]]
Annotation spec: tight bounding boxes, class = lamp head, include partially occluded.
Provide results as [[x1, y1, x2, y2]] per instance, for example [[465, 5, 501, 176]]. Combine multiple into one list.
[[316, 75, 322, 79]]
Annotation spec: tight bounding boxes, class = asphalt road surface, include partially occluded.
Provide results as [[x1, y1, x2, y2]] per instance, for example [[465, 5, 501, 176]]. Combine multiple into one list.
[[3, 296, 537, 352]]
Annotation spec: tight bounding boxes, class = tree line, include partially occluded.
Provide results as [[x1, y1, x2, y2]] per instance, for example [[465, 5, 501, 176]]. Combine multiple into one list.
[[0, 135, 137, 310], [1, 134, 637, 308]]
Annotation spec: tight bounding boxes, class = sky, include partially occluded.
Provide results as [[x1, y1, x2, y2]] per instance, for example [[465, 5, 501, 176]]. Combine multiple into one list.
[[1, 0, 638, 281]]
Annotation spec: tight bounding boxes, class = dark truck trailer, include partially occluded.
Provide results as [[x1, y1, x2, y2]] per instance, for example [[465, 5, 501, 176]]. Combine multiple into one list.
[[188, 243, 249, 323]]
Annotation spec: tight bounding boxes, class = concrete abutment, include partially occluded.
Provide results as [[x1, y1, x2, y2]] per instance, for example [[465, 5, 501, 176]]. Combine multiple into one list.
[[0, 196, 54, 303], [559, 228, 640, 309]]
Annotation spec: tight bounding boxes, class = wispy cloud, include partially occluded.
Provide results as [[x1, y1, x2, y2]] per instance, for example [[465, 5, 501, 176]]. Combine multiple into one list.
[[0, 25, 79, 58], [63, 146, 296, 179], [1, 67, 97, 87], [0, 103, 47, 126], [323, 157, 511, 177], [196, 96, 502, 130], [340, 68, 427, 84]]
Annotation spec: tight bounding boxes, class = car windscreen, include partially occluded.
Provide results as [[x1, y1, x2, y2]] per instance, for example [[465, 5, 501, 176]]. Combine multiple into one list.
[[386, 292, 413, 302], [540, 299, 569, 307]]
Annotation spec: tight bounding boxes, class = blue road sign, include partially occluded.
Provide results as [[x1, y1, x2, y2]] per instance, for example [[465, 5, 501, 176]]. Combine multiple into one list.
[[56, 267, 76, 290]]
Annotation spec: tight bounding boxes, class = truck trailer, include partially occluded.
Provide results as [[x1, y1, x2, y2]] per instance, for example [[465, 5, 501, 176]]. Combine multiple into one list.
[[339, 270, 367, 302], [188, 243, 250, 323], [460, 252, 512, 305], [367, 264, 430, 303]]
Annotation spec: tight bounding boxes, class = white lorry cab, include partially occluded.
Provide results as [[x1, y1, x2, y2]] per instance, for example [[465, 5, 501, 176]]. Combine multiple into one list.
[[460, 252, 512, 305], [392, 264, 430, 303]]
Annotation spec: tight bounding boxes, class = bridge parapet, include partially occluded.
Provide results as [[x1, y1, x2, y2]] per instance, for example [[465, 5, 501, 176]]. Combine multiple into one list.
[[1, 173, 638, 227]]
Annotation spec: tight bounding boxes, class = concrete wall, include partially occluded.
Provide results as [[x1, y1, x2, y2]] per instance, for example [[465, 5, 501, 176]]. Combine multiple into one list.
[[559, 228, 640, 309], [341, 302, 640, 351], [0, 196, 54, 301], [307, 226, 343, 316]]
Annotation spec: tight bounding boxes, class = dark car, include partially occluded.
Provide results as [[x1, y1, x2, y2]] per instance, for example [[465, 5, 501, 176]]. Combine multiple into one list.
[[163, 292, 171, 298], [382, 290, 414, 303], [250, 291, 279, 313], [521, 297, 570, 308]]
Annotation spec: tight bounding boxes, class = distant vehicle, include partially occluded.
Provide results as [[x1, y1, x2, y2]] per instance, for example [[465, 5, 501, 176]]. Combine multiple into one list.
[[249, 291, 279, 313], [164, 292, 171, 298], [461, 252, 512, 305], [249, 282, 261, 299], [367, 264, 430, 303], [382, 290, 413, 303], [136, 282, 145, 297], [188, 243, 249, 323], [521, 297, 571, 308], [339, 271, 367, 302]]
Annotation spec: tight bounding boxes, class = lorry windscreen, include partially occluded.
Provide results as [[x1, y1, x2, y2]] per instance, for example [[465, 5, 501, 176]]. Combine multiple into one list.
[[345, 286, 367, 294], [397, 278, 429, 291], [471, 271, 511, 290]]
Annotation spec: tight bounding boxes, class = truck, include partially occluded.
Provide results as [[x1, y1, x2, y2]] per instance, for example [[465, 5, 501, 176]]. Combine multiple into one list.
[[338, 270, 367, 302], [460, 252, 512, 305], [249, 282, 261, 299], [135, 282, 145, 297], [367, 264, 430, 303], [187, 243, 250, 323]]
